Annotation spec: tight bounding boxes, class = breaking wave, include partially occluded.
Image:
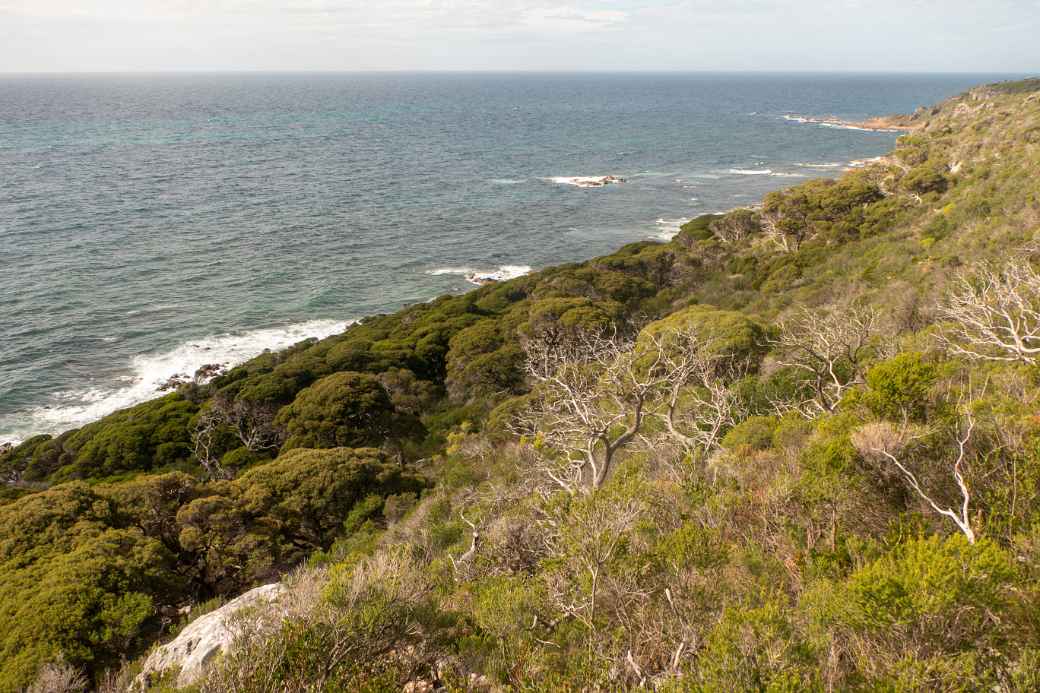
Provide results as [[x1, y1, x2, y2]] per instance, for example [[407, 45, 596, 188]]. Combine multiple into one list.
[[652, 218, 691, 242], [427, 265, 533, 285], [545, 175, 625, 188], [0, 319, 351, 444]]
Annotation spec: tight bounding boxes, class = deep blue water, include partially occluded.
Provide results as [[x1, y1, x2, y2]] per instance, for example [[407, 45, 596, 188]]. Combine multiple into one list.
[[0, 72, 1018, 441]]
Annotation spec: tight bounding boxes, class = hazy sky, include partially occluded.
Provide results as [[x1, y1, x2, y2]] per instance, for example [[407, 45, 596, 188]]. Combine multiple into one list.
[[1, 0, 1038, 73]]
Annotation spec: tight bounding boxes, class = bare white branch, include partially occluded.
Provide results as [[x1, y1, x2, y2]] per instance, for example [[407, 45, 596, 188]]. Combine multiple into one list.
[[937, 260, 1040, 364], [852, 413, 978, 544], [770, 305, 882, 418], [514, 328, 673, 493], [645, 328, 747, 458]]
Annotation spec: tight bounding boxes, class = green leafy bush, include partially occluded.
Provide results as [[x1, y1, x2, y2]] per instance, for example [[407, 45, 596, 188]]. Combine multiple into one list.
[[861, 352, 938, 421], [722, 416, 779, 451], [836, 535, 1019, 651], [277, 372, 422, 451]]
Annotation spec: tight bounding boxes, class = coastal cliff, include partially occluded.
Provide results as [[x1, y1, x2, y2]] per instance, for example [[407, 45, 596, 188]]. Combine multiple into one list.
[[2, 77, 1040, 691]]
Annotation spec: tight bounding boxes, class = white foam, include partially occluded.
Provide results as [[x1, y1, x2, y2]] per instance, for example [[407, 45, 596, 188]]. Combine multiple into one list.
[[729, 169, 773, 176], [427, 265, 532, 286], [848, 156, 885, 168], [546, 175, 624, 188], [0, 319, 351, 444], [468, 265, 532, 284], [489, 178, 527, 185], [652, 217, 691, 242], [795, 162, 844, 169], [770, 172, 807, 178]]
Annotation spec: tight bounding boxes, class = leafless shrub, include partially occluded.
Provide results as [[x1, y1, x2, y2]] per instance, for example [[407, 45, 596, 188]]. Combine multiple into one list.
[[710, 209, 760, 245], [96, 661, 137, 693], [191, 412, 229, 479], [541, 492, 646, 636], [850, 421, 916, 459], [192, 395, 282, 478], [222, 398, 283, 453], [514, 328, 666, 494], [759, 209, 803, 253], [27, 658, 88, 693], [649, 328, 747, 458], [515, 325, 751, 493], [447, 507, 481, 579], [937, 259, 1040, 364], [769, 305, 882, 418], [481, 513, 545, 575]]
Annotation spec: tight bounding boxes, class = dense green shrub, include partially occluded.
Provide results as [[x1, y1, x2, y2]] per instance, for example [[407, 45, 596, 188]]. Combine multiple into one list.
[[834, 535, 1020, 651], [861, 352, 938, 421], [722, 415, 779, 451], [0, 485, 186, 690], [0, 448, 426, 686], [762, 174, 884, 248], [696, 601, 820, 692], [178, 447, 426, 591], [903, 160, 950, 195], [640, 304, 769, 370], [277, 372, 422, 451], [0, 395, 199, 483]]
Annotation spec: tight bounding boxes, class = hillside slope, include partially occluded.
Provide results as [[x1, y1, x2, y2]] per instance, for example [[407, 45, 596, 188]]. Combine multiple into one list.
[[3, 78, 1040, 691]]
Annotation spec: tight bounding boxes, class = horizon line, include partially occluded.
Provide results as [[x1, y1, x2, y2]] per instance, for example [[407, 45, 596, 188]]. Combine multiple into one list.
[[0, 68, 1034, 77]]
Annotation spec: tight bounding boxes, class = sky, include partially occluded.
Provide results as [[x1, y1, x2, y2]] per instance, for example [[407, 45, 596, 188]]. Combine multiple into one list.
[[0, 1, 1038, 73]]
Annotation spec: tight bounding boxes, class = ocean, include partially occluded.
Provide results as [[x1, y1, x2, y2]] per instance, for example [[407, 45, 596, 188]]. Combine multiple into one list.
[[0, 72, 1017, 443]]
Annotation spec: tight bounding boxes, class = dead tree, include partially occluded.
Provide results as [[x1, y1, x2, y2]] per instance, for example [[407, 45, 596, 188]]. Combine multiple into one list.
[[644, 328, 746, 457], [937, 259, 1040, 364], [770, 305, 881, 418], [516, 329, 670, 494], [447, 508, 481, 579], [760, 211, 795, 253], [710, 209, 760, 245], [191, 396, 282, 478], [191, 412, 230, 480], [223, 399, 282, 453]]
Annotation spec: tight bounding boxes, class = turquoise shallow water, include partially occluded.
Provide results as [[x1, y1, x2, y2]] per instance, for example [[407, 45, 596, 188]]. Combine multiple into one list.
[[0, 72, 1018, 441]]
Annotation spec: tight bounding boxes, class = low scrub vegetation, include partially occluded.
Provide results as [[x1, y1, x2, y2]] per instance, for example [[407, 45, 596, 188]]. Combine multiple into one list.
[[3, 78, 1040, 690]]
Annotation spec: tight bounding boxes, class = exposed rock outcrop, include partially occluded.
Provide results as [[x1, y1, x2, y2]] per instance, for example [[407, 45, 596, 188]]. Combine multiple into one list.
[[136, 583, 285, 689]]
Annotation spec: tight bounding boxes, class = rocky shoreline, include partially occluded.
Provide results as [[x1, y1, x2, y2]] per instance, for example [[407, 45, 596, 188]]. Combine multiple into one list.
[[785, 113, 918, 132]]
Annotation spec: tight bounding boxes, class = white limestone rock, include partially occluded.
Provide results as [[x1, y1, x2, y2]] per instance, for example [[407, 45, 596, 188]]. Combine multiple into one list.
[[136, 583, 285, 689]]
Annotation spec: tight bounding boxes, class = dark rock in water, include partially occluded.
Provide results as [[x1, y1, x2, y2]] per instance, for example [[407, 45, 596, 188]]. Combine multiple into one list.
[[555, 174, 626, 188], [158, 363, 227, 392], [464, 273, 499, 286], [194, 363, 227, 382], [158, 374, 190, 392], [579, 175, 625, 188]]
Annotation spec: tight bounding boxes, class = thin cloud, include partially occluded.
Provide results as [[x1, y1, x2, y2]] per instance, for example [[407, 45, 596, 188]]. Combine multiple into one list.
[[0, 0, 1036, 71]]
